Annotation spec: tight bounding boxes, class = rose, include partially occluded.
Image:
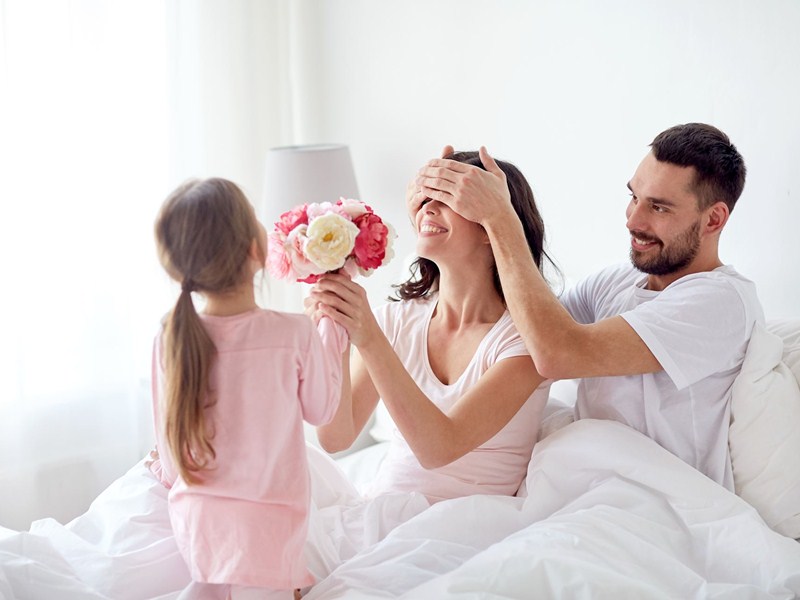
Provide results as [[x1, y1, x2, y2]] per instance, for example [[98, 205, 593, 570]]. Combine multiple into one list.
[[303, 212, 359, 272], [352, 212, 389, 270]]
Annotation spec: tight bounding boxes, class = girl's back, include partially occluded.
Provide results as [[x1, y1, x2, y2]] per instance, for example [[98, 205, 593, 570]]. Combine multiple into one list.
[[151, 308, 341, 589]]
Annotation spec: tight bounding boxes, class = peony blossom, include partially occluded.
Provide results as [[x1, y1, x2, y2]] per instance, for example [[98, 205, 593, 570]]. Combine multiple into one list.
[[336, 197, 370, 220], [285, 225, 317, 280], [352, 212, 389, 270], [304, 213, 359, 272], [275, 205, 309, 236], [267, 198, 394, 283], [380, 222, 396, 267], [306, 201, 345, 221], [340, 256, 361, 279], [266, 231, 292, 279]]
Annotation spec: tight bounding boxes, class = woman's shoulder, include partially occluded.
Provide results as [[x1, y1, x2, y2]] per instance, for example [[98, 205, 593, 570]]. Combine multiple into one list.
[[492, 309, 521, 336], [481, 310, 529, 358], [376, 294, 436, 323]]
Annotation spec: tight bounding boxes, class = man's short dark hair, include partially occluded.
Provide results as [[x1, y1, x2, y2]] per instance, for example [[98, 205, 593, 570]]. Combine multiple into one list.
[[650, 123, 746, 213]]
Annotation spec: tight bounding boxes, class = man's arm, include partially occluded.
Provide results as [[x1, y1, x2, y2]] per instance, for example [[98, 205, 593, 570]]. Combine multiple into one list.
[[417, 147, 662, 380]]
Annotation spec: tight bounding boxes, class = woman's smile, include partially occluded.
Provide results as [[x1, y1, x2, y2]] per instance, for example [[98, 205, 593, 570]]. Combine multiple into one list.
[[419, 221, 448, 235]]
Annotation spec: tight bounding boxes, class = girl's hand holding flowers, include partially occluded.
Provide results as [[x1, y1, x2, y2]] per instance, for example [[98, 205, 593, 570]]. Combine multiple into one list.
[[308, 273, 381, 349]]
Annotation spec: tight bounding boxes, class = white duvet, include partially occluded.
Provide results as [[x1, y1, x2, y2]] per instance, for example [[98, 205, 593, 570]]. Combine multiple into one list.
[[2, 419, 799, 599]]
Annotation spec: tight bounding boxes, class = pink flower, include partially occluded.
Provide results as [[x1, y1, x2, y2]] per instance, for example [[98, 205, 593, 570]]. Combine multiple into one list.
[[285, 225, 317, 280], [352, 212, 389, 270], [340, 257, 361, 279], [306, 201, 346, 220], [266, 197, 394, 283], [275, 205, 308, 236], [267, 231, 292, 279], [336, 197, 370, 219]]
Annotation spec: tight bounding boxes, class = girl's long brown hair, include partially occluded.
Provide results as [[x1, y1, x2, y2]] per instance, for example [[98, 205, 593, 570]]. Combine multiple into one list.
[[153, 178, 263, 484]]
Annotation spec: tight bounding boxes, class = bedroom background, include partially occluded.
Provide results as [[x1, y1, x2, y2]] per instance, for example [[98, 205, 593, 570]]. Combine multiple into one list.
[[0, 0, 797, 531]]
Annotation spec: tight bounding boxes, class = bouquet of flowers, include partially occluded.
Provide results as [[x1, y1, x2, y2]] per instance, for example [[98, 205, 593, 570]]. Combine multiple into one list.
[[267, 198, 396, 283]]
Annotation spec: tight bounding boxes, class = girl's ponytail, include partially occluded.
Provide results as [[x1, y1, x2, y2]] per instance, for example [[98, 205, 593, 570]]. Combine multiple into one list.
[[163, 285, 216, 484]]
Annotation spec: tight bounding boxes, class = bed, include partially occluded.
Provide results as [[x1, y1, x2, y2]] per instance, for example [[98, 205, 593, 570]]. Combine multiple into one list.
[[2, 320, 799, 599]]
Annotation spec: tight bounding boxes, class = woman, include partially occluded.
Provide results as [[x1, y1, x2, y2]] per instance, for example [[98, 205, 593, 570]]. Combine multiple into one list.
[[306, 150, 555, 506]]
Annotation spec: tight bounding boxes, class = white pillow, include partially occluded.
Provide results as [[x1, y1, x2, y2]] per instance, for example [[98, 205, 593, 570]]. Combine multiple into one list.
[[538, 397, 576, 441], [766, 319, 800, 382], [729, 320, 800, 539]]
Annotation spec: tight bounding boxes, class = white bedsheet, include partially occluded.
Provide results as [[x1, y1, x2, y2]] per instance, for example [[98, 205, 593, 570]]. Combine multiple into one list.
[[2, 420, 799, 599]]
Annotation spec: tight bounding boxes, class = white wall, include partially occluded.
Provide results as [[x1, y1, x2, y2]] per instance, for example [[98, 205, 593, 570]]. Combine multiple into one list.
[[4, 0, 798, 531], [294, 0, 800, 318]]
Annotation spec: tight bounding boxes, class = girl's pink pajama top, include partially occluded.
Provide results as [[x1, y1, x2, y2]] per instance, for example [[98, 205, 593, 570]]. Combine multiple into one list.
[[149, 309, 344, 589]]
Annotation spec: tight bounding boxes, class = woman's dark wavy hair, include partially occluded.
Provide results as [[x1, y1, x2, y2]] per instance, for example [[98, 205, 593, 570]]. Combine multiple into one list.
[[393, 150, 556, 304]]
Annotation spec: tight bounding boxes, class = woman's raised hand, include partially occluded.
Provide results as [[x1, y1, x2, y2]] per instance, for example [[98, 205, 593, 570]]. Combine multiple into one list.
[[308, 273, 380, 349]]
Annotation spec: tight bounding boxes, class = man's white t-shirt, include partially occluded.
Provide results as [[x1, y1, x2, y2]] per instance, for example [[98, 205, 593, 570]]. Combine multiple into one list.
[[365, 295, 551, 502], [560, 263, 764, 490]]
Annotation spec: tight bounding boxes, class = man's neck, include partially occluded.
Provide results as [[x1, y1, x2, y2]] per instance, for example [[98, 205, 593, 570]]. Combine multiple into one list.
[[645, 258, 724, 291]]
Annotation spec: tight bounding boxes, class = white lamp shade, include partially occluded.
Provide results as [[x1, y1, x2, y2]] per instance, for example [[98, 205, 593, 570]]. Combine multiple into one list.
[[262, 144, 360, 224]]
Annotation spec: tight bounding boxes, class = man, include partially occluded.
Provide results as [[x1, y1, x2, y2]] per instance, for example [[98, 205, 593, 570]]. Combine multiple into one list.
[[412, 124, 764, 490]]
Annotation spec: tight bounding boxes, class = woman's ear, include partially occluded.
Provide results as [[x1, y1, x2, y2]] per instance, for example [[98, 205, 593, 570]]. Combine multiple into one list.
[[704, 201, 730, 235]]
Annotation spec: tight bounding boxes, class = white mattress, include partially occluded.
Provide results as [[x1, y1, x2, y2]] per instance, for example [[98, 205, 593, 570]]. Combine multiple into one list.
[[2, 419, 799, 599]]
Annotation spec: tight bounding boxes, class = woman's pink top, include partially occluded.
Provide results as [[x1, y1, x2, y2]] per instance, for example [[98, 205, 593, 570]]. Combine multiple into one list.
[[149, 310, 344, 589], [366, 296, 550, 502]]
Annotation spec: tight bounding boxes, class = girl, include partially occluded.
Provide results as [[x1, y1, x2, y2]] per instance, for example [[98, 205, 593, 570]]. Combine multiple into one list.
[[307, 150, 553, 506], [150, 177, 346, 600]]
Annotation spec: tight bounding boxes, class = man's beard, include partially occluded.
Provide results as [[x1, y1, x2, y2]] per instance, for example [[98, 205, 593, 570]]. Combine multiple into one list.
[[629, 220, 701, 276]]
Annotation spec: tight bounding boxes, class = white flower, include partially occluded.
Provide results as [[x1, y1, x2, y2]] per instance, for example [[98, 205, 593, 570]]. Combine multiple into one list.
[[304, 213, 359, 271]]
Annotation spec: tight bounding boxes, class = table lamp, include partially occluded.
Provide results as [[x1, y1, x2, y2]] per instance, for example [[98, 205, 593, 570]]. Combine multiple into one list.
[[261, 143, 360, 311]]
